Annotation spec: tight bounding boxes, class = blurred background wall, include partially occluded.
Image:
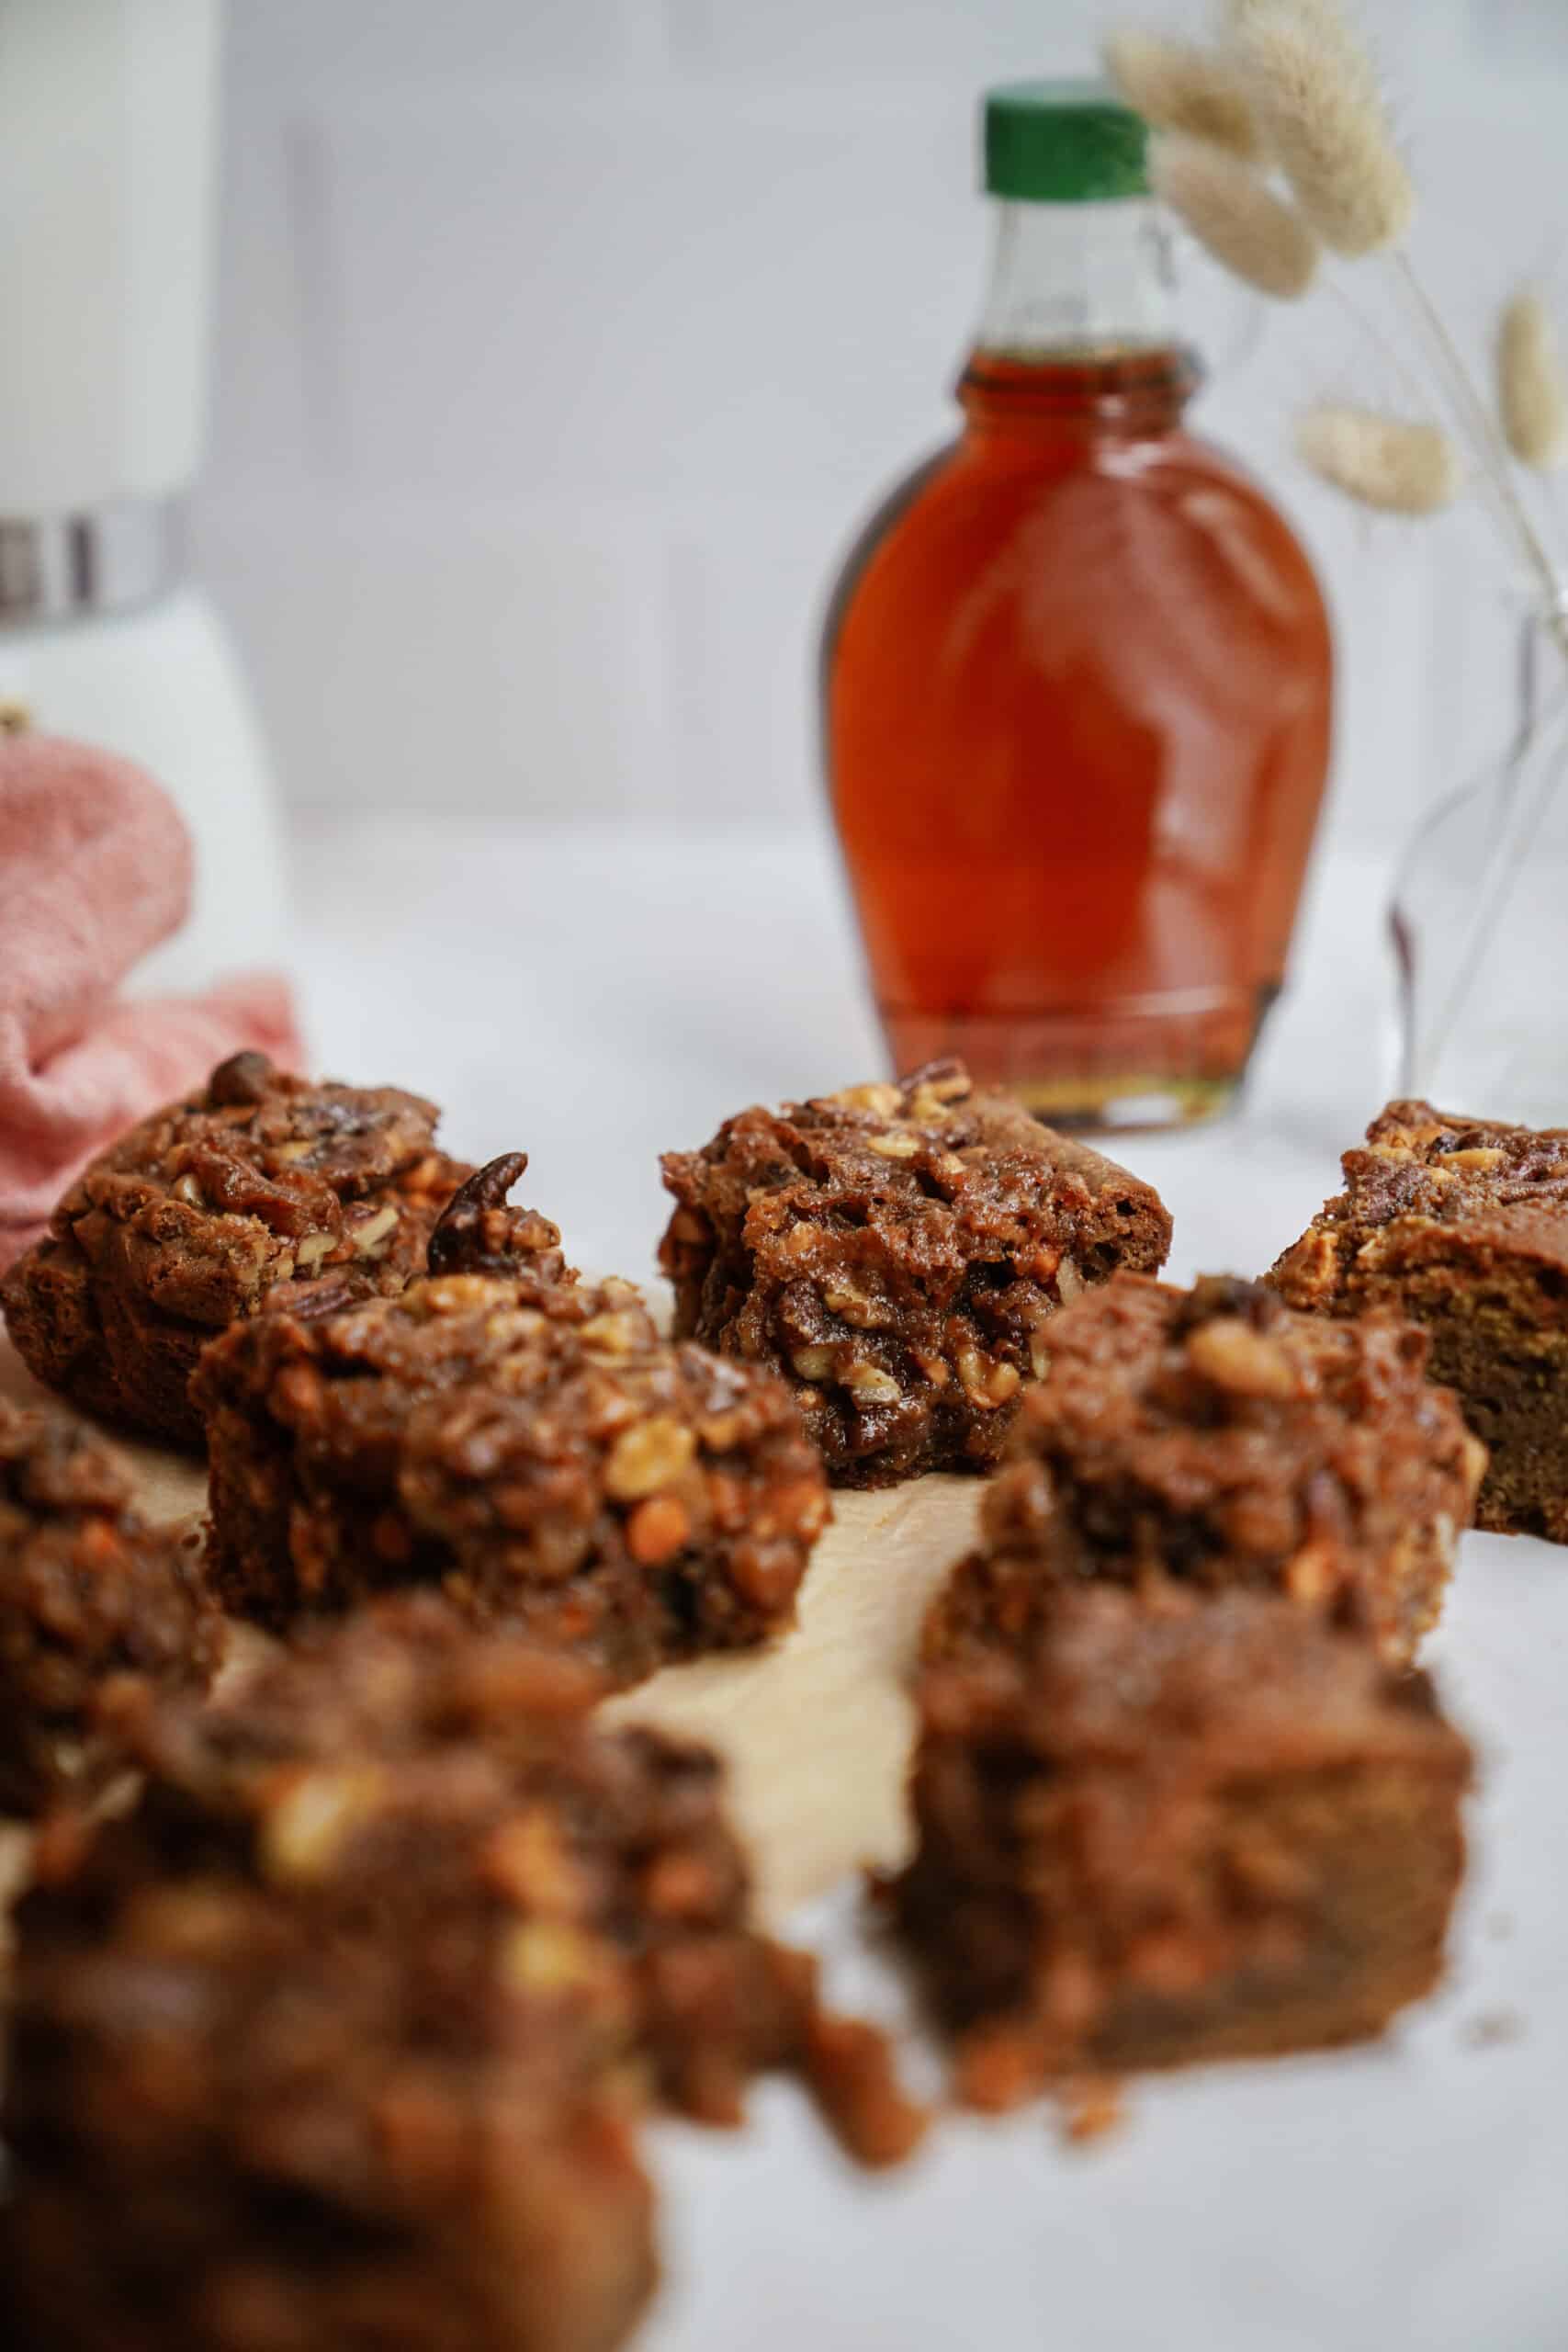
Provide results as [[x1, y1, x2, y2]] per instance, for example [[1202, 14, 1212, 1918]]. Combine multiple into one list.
[[192, 0, 1568, 853]]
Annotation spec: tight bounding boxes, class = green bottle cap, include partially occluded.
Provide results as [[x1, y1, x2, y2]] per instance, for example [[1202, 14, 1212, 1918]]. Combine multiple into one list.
[[983, 79, 1150, 204]]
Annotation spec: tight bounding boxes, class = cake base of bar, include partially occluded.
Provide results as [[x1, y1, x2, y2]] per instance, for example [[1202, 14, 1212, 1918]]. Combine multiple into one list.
[[896, 1590, 1472, 2099], [1324, 1260, 1568, 1544], [1084, 1763, 1467, 2072], [1267, 1099, 1568, 1545]]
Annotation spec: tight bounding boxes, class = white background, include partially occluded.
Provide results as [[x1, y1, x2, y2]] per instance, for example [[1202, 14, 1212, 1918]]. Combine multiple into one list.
[[194, 0, 1568, 862]]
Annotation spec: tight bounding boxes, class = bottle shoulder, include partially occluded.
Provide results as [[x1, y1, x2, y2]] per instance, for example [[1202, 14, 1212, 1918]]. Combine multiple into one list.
[[828, 422, 1329, 649], [857, 420, 1314, 530]]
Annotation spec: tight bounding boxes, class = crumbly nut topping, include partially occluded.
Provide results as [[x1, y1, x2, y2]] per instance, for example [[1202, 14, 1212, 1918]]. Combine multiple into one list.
[[36, 1053, 456, 1284], [1, 1054, 474, 1450], [1292, 1100, 1568, 1256], [658, 1059, 1170, 1486], [194, 1256, 829, 1678], [928, 1273, 1483, 1672]]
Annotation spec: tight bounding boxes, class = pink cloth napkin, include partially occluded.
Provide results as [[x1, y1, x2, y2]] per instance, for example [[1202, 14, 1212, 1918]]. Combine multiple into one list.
[[0, 732, 303, 1270]]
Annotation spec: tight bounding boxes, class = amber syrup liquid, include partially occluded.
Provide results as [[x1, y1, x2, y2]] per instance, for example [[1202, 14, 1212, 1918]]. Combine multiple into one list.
[[822, 345, 1333, 1129]]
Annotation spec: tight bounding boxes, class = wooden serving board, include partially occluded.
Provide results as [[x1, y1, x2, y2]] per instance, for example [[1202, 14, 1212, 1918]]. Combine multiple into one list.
[[0, 1338, 976, 1925], [604, 1475, 976, 1918]]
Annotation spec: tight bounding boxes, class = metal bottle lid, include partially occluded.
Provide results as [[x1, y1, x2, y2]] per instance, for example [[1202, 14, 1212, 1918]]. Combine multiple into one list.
[[0, 499, 186, 628]]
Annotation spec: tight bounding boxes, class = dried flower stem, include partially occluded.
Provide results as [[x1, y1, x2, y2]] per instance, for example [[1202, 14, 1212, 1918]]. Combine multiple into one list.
[[1227, 4, 1566, 622], [1122, 4, 1568, 642], [1322, 277, 1434, 418], [1414, 681, 1568, 1081], [1318, 279, 1542, 578], [1387, 252, 1568, 646]]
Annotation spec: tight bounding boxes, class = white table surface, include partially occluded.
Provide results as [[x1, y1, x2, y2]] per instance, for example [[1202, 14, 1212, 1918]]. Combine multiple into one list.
[[289, 818, 1568, 2352]]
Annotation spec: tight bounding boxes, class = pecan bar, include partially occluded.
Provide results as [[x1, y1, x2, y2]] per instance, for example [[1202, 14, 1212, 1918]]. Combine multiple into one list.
[[0, 1398, 219, 1815], [194, 1162, 829, 1682], [927, 1273, 1483, 1669], [896, 1585, 1471, 2102], [1270, 1097, 1568, 1540], [658, 1060, 1171, 1486], [1, 1050, 470, 1451], [3, 1602, 920, 2352]]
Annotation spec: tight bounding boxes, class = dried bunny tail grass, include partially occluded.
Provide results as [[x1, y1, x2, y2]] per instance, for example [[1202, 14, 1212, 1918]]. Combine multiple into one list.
[[1297, 405, 1462, 514], [1149, 132, 1317, 300], [1499, 291, 1568, 472], [1224, 0, 1374, 85], [1104, 30, 1263, 161], [1225, 0, 1366, 55], [1234, 0, 1413, 257]]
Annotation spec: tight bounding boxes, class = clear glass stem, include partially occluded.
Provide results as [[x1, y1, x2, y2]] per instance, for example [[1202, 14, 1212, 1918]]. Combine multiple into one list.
[[1411, 693, 1568, 1088], [1392, 599, 1568, 1113]]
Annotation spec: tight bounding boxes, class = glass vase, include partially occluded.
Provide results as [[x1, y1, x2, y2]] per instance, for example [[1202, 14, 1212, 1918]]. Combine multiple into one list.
[[1389, 599, 1568, 1123]]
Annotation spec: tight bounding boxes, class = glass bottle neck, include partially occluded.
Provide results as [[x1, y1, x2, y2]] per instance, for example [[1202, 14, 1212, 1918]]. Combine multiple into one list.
[[965, 197, 1198, 431], [976, 196, 1178, 356]]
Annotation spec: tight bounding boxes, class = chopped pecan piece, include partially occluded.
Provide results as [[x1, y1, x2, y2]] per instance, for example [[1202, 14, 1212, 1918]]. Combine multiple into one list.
[[427, 1151, 572, 1284]]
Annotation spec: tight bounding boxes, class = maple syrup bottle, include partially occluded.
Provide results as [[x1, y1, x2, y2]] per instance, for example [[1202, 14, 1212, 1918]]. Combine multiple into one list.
[[822, 82, 1333, 1130]]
